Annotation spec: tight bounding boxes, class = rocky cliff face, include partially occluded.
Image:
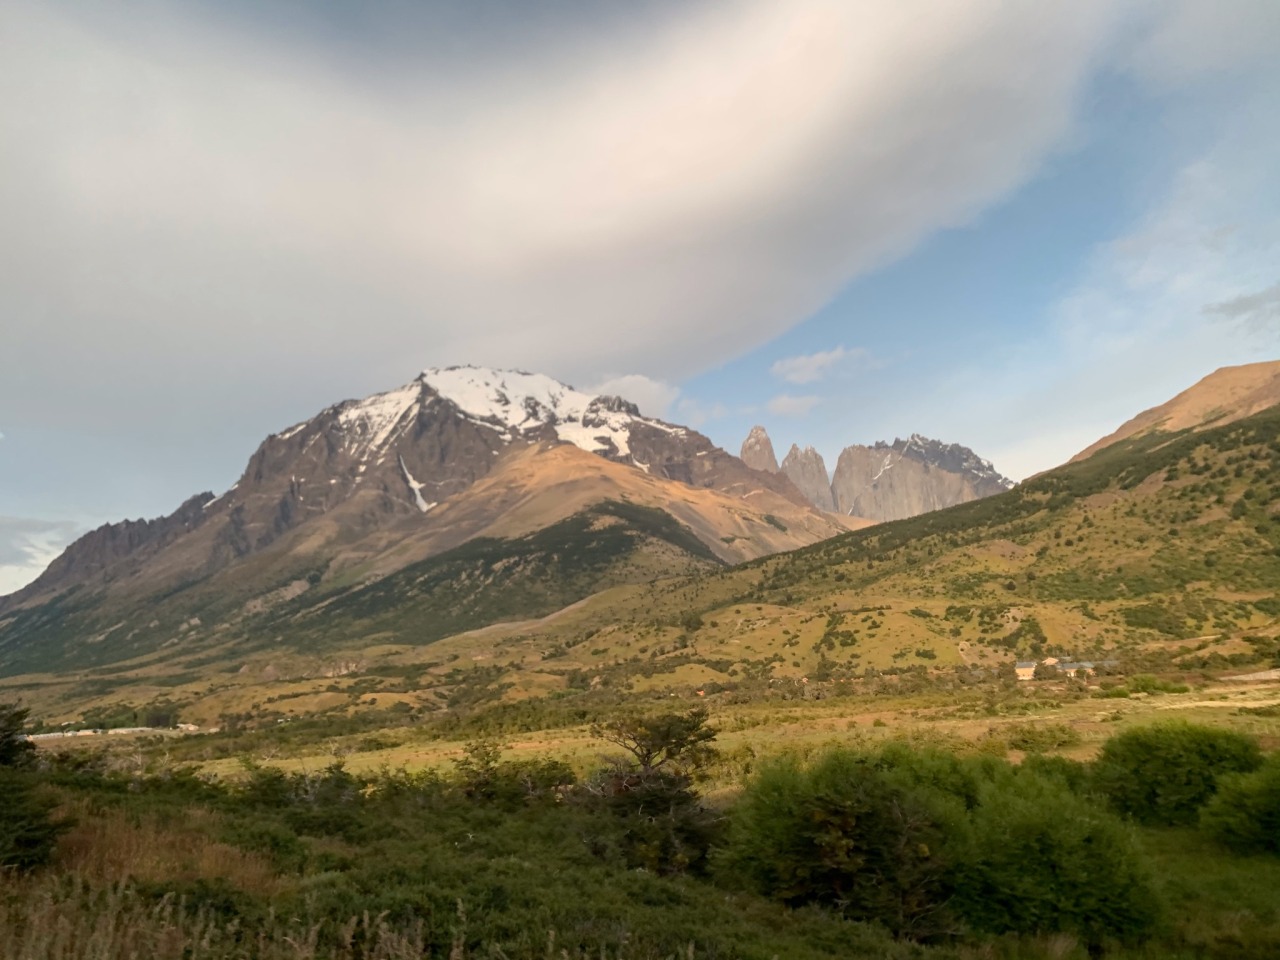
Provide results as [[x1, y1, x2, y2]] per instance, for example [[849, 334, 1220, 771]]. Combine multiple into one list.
[[740, 425, 779, 473], [830, 435, 1011, 521], [5, 367, 814, 610], [780, 445, 834, 512], [738, 428, 1012, 522], [22, 494, 215, 593]]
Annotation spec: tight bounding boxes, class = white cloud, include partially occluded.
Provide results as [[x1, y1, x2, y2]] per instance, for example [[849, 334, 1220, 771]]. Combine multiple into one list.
[[0, 0, 1116, 447], [767, 394, 820, 417], [929, 52, 1280, 482], [769, 345, 868, 384], [584, 374, 681, 419], [0, 518, 81, 596]]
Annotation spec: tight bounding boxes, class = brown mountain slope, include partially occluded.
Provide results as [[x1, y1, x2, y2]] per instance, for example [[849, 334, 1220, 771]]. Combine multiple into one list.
[[1071, 360, 1280, 462], [284, 441, 867, 579]]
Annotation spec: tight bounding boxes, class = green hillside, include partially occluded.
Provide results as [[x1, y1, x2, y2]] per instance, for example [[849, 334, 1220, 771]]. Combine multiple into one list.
[[391, 403, 1280, 706], [0, 501, 717, 682]]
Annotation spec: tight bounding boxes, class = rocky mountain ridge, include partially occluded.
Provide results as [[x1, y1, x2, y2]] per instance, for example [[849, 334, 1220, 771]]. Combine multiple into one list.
[[741, 427, 1012, 522], [2, 367, 830, 615]]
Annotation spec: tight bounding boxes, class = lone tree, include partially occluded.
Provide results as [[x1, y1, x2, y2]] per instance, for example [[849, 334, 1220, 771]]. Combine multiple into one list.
[[586, 707, 721, 875], [591, 707, 717, 775]]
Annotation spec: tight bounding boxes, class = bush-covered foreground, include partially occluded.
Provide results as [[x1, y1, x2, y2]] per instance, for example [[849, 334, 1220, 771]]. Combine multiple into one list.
[[4, 709, 1280, 959]]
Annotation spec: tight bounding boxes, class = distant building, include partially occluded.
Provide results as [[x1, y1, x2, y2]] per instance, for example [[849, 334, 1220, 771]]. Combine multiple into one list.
[[1056, 661, 1095, 678], [1015, 661, 1037, 681]]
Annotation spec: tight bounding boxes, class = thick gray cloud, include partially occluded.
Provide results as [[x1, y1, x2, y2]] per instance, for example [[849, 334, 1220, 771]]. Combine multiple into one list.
[[14, 0, 1275, 592], [2, 0, 1113, 442]]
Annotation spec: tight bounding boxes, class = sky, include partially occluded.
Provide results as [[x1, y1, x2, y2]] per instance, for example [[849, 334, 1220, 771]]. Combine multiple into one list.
[[2, 0, 1279, 593]]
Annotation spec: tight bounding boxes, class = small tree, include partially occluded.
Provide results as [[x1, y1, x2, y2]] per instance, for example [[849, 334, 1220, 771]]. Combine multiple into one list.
[[719, 748, 969, 940], [957, 774, 1162, 950], [0, 702, 36, 768], [584, 709, 720, 875], [1032, 663, 1060, 681], [591, 707, 717, 775], [0, 703, 66, 871]]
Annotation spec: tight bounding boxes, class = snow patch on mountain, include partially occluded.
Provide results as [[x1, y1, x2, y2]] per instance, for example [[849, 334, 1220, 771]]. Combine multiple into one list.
[[336, 382, 420, 462], [398, 456, 435, 513], [898, 433, 1012, 488], [421, 366, 682, 457]]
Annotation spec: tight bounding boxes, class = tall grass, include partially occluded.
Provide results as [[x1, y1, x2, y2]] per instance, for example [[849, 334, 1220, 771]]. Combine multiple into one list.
[[0, 876, 707, 960]]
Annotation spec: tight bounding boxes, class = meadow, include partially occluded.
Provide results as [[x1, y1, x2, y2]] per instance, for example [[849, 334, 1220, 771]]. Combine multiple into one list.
[[5, 681, 1280, 960]]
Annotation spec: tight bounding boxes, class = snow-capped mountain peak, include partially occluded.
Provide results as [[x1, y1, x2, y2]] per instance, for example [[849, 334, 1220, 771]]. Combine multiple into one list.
[[420, 365, 681, 458]]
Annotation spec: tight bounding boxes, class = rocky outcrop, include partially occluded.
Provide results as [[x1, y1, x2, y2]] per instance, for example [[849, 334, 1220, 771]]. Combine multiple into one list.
[[830, 435, 1011, 521], [780, 445, 834, 512], [740, 425, 779, 474], [0, 494, 214, 610], [738, 427, 1012, 522]]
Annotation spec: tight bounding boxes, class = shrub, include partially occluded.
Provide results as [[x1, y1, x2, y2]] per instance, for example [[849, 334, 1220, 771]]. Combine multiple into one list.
[[957, 774, 1162, 948], [577, 765, 719, 876], [1200, 753, 1280, 855], [996, 721, 1081, 753], [1094, 723, 1263, 825], [718, 748, 969, 940]]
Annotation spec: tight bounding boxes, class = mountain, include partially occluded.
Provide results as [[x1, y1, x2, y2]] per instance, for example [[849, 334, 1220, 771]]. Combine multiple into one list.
[[739, 427, 1011, 522], [830, 435, 1012, 521], [0, 366, 858, 678], [780, 445, 835, 512], [740, 425, 779, 473], [7, 364, 1280, 725], [1071, 360, 1280, 463]]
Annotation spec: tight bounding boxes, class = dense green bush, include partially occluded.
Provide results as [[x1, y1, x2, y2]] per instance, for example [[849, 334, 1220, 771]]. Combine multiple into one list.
[[1201, 753, 1280, 855], [577, 765, 720, 875], [721, 744, 1165, 947], [957, 774, 1162, 948], [718, 748, 971, 940], [1017, 753, 1092, 794], [0, 702, 65, 872], [1094, 723, 1263, 825]]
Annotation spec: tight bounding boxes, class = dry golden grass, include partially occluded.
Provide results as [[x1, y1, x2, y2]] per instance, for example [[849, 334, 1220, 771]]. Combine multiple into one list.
[[0, 877, 437, 960], [53, 801, 282, 897]]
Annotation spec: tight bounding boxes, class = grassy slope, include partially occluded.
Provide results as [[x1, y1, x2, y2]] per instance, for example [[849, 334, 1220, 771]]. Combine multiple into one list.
[[0, 502, 720, 721], [351, 404, 1280, 708]]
